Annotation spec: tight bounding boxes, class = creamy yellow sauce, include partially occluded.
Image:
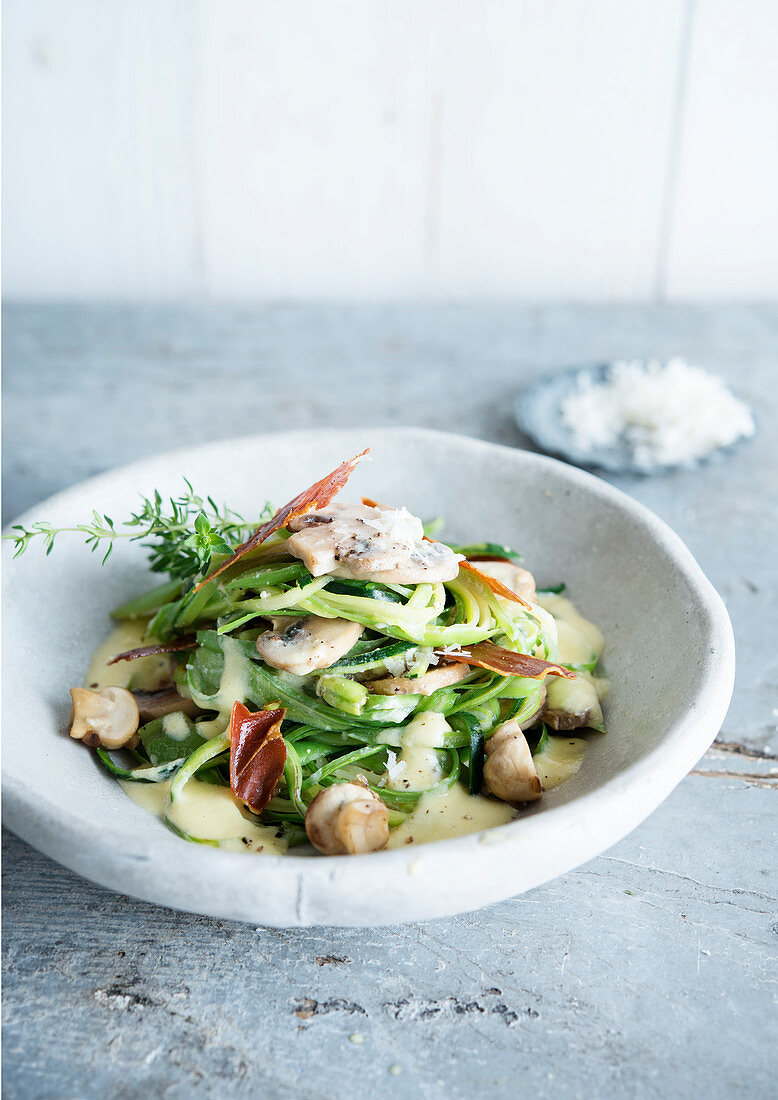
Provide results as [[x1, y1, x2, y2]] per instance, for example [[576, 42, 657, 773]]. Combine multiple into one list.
[[120, 778, 287, 853], [83, 620, 170, 691], [190, 635, 250, 738], [87, 624, 285, 854], [162, 711, 193, 741], [384, 712, 449, 791], [387, 783, 515, 848], [382, 711, 516, 847], [392, 749, 442, 790], [581, 671, 610, 701], [533, 737, 588, 789], [538, 593, 605, 665]]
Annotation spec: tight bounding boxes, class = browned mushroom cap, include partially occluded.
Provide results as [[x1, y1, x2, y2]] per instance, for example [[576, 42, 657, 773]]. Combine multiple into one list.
[[305, 782, 389, 855], [483, 718, 542, 803], [131, 686, 201, 724], [286, 503, 462, 584], [69, 687, 140, 750]]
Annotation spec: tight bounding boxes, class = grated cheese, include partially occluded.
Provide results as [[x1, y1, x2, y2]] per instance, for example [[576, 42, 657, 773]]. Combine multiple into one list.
[[560, 358, 755, 467], [383, 654, 411, 677]]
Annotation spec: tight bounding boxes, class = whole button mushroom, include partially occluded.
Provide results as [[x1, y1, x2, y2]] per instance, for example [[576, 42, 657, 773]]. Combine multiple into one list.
[[305, 782, 389, 855], [69, 687, 140, 750], [483, 717, 543, 803]]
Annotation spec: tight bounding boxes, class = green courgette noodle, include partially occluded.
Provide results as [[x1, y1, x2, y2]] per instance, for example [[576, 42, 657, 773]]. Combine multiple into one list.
[[97, 515, 606, 846]]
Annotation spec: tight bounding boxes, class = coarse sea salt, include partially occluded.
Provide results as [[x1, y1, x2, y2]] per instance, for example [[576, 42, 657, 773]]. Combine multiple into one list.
[[559, 358, 755, 467]]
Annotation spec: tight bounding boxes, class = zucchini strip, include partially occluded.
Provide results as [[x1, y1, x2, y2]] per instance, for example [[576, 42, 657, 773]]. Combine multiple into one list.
[[283, 740, 308, 818], [111, 578, 183, 620], [301, 744, 387, 791], [169, 733, 231, 803], [164, 819, 220, 846], [96, 748, 184, 784], [370, 749, 461, 808]]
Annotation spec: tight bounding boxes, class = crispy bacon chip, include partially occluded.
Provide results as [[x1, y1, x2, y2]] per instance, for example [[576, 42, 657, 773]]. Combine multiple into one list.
[[458, 561, 533, 609], [229, 701, 287, 814], [419, 530, 532, 609], [437, 641, 573, 680], [107, 635, 197, 664], [361, 496, 380, 508], [193, 449, 369, 592]]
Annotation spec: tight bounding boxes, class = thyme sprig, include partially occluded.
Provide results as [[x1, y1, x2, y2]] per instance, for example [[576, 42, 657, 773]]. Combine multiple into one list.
[[5, 481, 271, 581]]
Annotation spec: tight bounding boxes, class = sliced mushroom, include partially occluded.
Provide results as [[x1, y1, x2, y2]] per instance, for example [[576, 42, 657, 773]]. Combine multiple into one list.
[[483, 717, 542, 803], [370, 662, 472, 696], [69, 686, 140, 750], [131, 686, 202, 724], [285, 502, 461, 583], [471, 560, 537, 603], [255, 615, 364, 676], [305, 782, 389, 855]]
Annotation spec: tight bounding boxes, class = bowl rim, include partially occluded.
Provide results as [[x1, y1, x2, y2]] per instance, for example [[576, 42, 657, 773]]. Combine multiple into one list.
[[2, 426, 736, 926]]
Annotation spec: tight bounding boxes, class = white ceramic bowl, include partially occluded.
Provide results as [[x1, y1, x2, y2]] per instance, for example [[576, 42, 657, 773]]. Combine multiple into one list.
[[2, 428, 735, 927]]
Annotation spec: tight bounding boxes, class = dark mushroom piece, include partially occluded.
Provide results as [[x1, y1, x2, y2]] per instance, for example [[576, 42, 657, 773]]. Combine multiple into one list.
[[131, 686, 203, 724], [542, 675, 605, 731]]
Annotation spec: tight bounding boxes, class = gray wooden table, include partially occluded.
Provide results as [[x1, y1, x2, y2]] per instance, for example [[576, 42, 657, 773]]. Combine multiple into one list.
[[3, 304, 776, 1099]]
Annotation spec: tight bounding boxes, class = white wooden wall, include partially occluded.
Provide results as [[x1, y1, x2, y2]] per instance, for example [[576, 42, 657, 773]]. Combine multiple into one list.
[[4, 0, 777, 300]]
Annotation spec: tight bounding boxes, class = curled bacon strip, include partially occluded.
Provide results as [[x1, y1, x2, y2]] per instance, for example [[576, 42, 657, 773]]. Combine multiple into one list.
[[417, 527, 532, 609], [229, 701, 287, 814], [107, 635, 197, 665], [437, 640, 573, 680], [193, 449, 369, 593], [457, 561, 533, 609]]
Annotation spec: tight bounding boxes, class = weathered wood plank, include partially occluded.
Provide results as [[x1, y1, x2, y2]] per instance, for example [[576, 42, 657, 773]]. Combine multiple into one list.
[[664, 0, 778, 298], [4, 2, 687, 300]]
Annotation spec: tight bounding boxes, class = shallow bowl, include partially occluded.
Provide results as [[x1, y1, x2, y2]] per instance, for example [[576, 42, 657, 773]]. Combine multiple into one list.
[[2, 428, 735, 926]]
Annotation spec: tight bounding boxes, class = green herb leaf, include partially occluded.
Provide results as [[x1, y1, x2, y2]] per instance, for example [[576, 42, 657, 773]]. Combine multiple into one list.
[[3, 481, 265, 584]]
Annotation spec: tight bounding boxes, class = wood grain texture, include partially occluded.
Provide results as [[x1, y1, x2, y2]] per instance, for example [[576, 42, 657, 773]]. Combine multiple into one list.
[[2, 303, 776, 1097], [4, 0, 746, 300], [664, 0, 778, 298], [196, 0, 433, 298], [430, 0, 686, 299], [3, 0, 202, 298]]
